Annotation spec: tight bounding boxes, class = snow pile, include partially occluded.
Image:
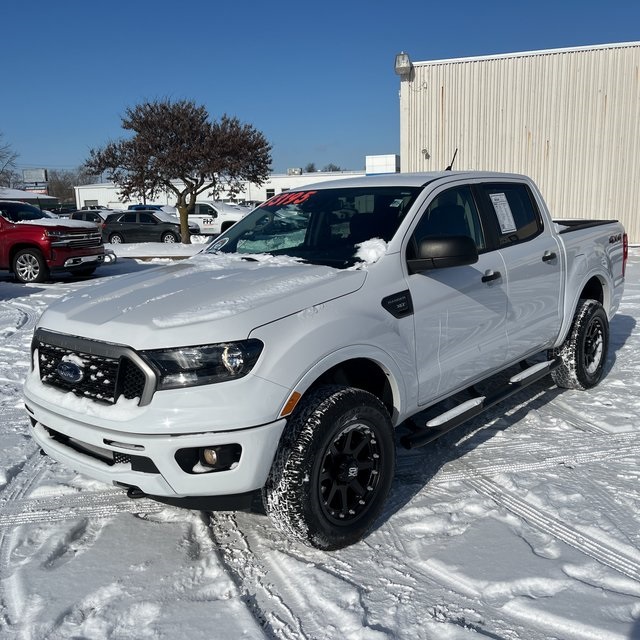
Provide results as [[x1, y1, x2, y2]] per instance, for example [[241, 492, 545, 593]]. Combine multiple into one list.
[[354, 238, 387, 264]]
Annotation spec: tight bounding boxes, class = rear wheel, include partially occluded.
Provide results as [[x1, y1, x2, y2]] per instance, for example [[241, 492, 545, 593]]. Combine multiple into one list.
[[109, 233, 124, 244], [549, 299, 609, 389], [263, 385, 395, 550], [161, 231, 178, 243], [13, 249, 49, 283]]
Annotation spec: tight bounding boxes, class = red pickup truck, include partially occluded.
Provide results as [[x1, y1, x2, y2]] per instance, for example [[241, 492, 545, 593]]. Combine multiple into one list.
[[0, 201, 106, 283]]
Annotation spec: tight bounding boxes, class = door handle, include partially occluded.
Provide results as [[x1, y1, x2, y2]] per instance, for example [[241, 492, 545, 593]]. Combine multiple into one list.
[[542, 251, 557, 262], [481, 270, 502, 283]]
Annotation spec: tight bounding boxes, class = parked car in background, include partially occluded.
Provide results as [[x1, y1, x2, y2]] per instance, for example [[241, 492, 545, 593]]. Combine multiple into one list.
[[48, 204, 77, 216], [127, 204, 178, 214], [102, 210, 198, 244], [187, 201, 251, 235], [69, 209, 115, 224], [0, 200, 105, 283]]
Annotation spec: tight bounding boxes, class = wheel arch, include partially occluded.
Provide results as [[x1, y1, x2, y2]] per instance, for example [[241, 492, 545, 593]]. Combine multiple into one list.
[[9, 244, 48, 272], [579, 275, 605, 306], [282, 348, 406, 425], [556, 273, 610, 347]]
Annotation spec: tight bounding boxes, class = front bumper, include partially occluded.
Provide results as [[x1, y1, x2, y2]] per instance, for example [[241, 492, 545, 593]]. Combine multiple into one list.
[[25, 399, 287, 498], [47, 245, 105, 270], [63, 254, 106, 268]]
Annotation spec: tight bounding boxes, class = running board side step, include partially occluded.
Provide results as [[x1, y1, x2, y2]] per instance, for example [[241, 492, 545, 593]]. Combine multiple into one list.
[[401, 359, 560, 449]]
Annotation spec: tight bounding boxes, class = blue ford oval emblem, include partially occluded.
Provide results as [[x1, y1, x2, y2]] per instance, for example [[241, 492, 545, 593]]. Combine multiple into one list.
[[57, 361, 84, 384]]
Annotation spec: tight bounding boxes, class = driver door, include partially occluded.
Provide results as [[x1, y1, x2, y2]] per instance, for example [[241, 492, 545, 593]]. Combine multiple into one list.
[[407, 185, 509, 404]]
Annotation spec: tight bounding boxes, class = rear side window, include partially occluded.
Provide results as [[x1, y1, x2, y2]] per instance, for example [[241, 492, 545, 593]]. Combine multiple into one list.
[[478, 183, 542, 246]]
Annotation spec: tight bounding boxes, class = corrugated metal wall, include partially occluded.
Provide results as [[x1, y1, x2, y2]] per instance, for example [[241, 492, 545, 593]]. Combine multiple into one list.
[[400, 43, 640, 243]]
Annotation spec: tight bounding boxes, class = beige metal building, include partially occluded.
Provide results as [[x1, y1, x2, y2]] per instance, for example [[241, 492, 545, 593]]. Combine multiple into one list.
[[398, 42, 640, 243]]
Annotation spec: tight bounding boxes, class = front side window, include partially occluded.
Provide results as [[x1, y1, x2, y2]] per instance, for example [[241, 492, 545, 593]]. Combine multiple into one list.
[[411, 186, 486, 251], [206, 186, 422, 268]]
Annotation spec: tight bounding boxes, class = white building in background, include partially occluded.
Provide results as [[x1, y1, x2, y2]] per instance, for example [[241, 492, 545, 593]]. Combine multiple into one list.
[[396, 42, 640, 243], [74, 155, 401, 209], [75, 171, 356, 210], [74, 155, 396, 210]]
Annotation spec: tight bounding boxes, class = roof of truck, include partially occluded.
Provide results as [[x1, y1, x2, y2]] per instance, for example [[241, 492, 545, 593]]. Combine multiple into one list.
[[296, 171, 527, 190]]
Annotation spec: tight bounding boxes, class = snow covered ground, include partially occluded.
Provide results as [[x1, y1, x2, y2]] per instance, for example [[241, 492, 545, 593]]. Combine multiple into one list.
[[0, 249, 639, 639]]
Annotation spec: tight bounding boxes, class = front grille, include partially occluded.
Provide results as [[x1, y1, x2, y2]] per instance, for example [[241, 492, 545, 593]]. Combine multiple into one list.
[[38, 343, 122, 403], [51, 232, 103, 248], [33, 329, 156, 406]]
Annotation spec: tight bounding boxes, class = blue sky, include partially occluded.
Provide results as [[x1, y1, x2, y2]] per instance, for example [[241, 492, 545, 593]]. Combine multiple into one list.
[[2, 0, 639, 175]]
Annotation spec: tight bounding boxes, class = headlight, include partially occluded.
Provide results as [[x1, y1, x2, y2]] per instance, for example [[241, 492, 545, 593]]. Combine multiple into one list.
[[141, 340, 263, 389]]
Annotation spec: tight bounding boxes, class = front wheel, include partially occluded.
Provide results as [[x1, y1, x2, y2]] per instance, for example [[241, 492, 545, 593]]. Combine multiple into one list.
[[263, 386, 395, 550], [549, 299, 609, 389], [13, 249, 49, 283]]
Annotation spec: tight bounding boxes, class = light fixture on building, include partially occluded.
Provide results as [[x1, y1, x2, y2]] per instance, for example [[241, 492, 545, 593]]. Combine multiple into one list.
[[394, 51, 412, 77]]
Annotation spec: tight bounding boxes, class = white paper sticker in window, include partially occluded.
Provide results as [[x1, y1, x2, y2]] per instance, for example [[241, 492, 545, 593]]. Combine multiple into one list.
[[489, 193, 517, 233]]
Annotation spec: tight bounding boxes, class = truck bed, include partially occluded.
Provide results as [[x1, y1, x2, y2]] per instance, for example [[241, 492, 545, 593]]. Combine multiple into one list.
[[554, 219, 620, 234]]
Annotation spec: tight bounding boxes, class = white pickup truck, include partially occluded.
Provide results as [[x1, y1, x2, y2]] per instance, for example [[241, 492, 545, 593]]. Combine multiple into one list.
[[187, 201, 250, 235], [24, 171, 627, 550]]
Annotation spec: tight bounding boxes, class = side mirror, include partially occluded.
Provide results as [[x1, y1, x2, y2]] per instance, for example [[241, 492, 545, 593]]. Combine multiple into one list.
[[407, 235, 478, 274]]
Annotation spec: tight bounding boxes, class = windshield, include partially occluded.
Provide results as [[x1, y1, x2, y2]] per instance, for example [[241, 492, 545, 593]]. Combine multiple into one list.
[[0, 202, 48, 223], [205, 186, 421, 268]]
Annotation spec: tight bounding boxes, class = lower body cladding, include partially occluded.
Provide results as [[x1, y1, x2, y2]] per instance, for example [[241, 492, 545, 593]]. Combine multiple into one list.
[[25, 401, 287, 499]]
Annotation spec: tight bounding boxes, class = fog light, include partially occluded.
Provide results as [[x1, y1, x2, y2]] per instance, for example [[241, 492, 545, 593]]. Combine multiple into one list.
[[176, 444, 242, 474], [202, 447, 218, 467], [198, 444, 242, 472]]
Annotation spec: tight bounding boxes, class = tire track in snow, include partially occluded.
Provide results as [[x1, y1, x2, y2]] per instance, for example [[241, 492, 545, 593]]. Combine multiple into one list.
[[0, 489, 164, 528], [539, 399, 609, 434], [0, 449, 50, 627], [432, 430, 640, 483], [467, 475, 640, 583], [208, 511, 309, 640]]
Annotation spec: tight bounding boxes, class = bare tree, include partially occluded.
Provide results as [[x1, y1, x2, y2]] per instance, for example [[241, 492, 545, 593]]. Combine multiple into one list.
[[47, 168, 95, 202], [304, 163, 317, 173], [0, 133, 18, 187], [85, 99, 272, 242], [322, 163, 341, 172]]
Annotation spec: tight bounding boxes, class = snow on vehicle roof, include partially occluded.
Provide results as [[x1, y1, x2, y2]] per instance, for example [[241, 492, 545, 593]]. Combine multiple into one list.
[[16, 217, 97, 229]]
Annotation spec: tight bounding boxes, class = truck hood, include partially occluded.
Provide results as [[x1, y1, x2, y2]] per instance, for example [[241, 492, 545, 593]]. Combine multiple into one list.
[[17, 218, 97, 230], [39, 253, 367, 349]]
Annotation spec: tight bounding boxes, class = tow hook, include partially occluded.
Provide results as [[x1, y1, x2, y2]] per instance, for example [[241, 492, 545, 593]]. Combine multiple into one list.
[[126, 486, 146, 499]]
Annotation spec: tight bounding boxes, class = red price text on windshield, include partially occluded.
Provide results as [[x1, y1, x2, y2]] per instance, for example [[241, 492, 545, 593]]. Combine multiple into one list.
[[263, 191, 317, 207]]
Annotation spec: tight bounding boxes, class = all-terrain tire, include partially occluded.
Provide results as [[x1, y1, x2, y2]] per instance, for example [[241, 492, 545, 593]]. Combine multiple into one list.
[[262, 385, 395, 550], [13, 248, 49, 283], [549, 299, 609, 390]]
